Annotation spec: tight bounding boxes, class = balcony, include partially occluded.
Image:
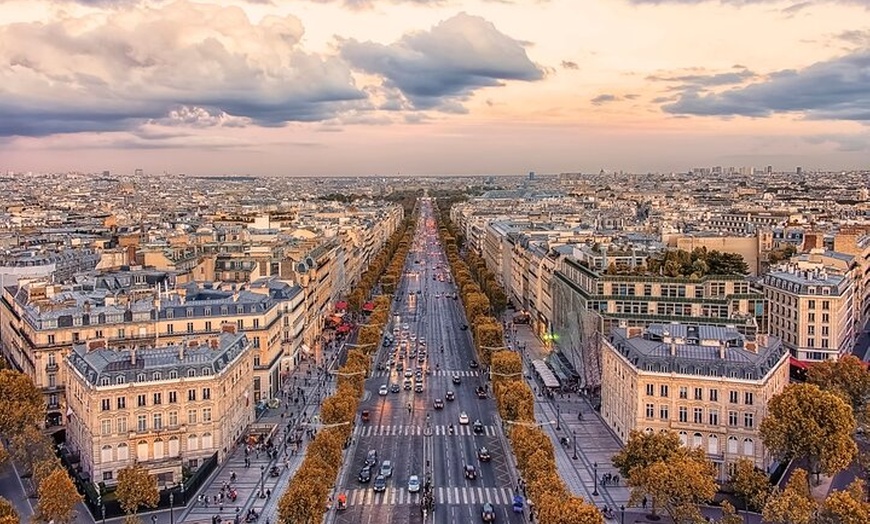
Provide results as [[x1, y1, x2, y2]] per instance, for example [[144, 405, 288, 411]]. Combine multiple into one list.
[[45, 362, 58, 372]]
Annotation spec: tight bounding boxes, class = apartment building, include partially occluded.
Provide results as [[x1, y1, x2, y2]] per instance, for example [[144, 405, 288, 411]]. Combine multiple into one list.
[[762, 265, 854, 361], [65, 332, 253, 486], [601, 323, 789, 479]]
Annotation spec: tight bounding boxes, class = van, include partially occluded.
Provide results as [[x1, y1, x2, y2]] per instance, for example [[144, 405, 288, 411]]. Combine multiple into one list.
[[365, 449, 378, 467]]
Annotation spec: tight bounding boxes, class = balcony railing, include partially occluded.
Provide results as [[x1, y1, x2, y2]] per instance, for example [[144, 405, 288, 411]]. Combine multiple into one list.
[[45, 362, 58, 372]]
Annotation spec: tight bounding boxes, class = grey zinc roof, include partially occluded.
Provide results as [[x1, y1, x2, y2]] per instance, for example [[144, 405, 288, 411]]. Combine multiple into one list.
[[67, 332, 250, 386]]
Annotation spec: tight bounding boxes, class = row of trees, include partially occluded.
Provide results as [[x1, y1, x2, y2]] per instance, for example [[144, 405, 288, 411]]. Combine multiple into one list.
[[347, 215, 415, 309], [277, 210, 418, 524], [489, 351, 602, 523]]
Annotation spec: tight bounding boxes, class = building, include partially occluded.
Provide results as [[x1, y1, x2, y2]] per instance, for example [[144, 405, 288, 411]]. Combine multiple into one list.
[[762, 265, 854, 362], [600, 323, 790, 479], [64, 332, 254, 486]]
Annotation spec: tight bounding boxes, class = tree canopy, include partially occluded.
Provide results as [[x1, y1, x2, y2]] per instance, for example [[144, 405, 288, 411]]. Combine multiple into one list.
[[116, 465, 159, 517], [35, 468, 81, 524]]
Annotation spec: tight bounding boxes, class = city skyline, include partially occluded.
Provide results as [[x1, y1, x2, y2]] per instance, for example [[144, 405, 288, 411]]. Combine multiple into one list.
[[0, 0, 868, 175]]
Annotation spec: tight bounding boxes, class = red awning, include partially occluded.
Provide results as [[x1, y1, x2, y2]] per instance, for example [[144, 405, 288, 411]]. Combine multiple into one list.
[[789, 357, 809, 370], [335, 301, 348, 310], [362, 302, 375, 311], [337, 324, 352, 333]]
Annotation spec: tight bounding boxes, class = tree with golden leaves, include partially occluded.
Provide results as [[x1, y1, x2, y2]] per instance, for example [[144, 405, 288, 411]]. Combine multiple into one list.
[[729, 457, 772, 512], [116, 464, 159, 519], [762, 469, 817, 524], [536, 492, 604, 524], [719, 501, 744, 524], [626, 446, 717, 522], [760, 383, 857, 479], [808, 355, 870, 416], [495, 380, 535, 423], [0, 497, 19, 524], [612, 429, 683, 480], [0, 369, 45, 436], [35, 468, 81, 524], [818, 479, 870, 524], [491, 350, 523, 382]]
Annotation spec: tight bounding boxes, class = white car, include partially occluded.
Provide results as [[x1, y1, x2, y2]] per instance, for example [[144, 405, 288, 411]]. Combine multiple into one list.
[[404, 369, 414, 378], [379, 385, 389, 396], [408, 475, 421, 493], [459, 412, 470, 425]]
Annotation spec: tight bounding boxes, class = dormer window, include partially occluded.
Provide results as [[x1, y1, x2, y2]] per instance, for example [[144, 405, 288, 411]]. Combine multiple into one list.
[[202, 368, 211, 376], [152, 372, 161, 381], [169, 370, 178, 380], [167, 310, 174, 319], [186, 308, 193, 318], [116, 375, 125, 385], [187, 369, 196, 378], [100, 377, 110, 386], [137, 373, 146, 382]]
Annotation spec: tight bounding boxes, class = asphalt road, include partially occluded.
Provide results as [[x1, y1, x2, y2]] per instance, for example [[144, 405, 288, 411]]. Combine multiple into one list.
[[333, 200, 523, 524]]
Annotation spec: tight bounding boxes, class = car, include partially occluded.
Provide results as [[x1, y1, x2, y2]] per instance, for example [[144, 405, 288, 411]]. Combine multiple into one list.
[[481, 502, 496, 522], [379, 385, 388, 396], [473, 420, 484, 434], [373, 475, 387, 492], [433, 398, 444, 409], [417, 356, 426, 364], [415, 383, 424, 393], [464, 464, 477, 480], [396, 362, 404, 371], [476, 386, 488, 399], [361, 410, 370, 423], [446, 391, 456, 401], [408, 475, 421, 493], [403, 379, 412, 390], [459, 412, 470, 425], [452, 374, 461, 385], [358, 465, 372, 483], [390, 383, 400, 393], [380, 460, 393, 478], [478, 447, 491, 462], [365, 449, 378, 467], [469, 360, 479, 369], [404, 369, 414, 378]]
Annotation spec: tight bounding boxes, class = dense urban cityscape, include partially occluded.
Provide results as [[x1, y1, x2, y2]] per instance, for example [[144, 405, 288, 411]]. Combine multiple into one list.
[[0, 169, 868, 524]]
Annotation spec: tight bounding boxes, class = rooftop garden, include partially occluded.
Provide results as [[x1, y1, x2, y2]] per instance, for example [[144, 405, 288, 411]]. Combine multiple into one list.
[[605, 247, 749, 278]]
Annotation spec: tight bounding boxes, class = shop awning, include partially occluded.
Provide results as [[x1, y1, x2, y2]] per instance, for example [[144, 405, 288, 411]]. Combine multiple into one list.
[[337, 324, 352, 334], [362, 302, 375, 311], [531, 359, 561, 389], [789, 357, 809, 370], [336, 301, 348, 310]]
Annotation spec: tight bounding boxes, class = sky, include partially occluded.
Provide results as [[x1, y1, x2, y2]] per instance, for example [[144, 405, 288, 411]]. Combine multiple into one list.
[[0, 0, 868, 176]]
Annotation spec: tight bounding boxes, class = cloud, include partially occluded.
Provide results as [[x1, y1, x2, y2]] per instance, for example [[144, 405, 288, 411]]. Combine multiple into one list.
[[781, 1, 813, 15], [836, 28, 870, 45], [591, 94, 619, 105], [0, 1, 367, 137], [804, 133, 870, 151], [627, 0, 870, 5], [661, 51, 870, 121], [340, 12, 543, 112], [646, 68, 756, 87], [561, 60, 579, 70]]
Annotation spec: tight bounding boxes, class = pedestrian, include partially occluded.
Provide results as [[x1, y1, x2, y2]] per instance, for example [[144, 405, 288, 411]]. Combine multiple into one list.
[[642, 496, 648, 509]]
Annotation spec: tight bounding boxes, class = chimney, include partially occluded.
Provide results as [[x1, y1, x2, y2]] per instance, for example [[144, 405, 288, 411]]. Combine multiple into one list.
[[131, 346, 137, 365], [178, 342, 185, 361], [719, 340, 727, 360]]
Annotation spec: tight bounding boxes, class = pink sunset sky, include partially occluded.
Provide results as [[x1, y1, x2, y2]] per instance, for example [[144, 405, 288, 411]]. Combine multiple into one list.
[[0, 0, 868, 175]]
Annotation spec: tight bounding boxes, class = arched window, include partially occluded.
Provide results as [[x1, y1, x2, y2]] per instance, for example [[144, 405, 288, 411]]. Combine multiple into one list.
[[187, 434, 199, 451], [169, 370, 178, 380], [117, 443, 129, 460], [644, 427, 654, 435], [100, 445, 113, 463], [678, 431, 688, 447], [137, 373, 146, 383], [743, 438, 755, 456], [202, 432, 213, 449], [187, 369, 196, 378], [693, 432, 703, 448], [153, 438, 164, 460], [152, 372, 161, 381], [202, 368, 211, 376], [136, 440, 149, 461], [100, 377, 110, 386], [168, 436, 180, 457], [707, 435, 719, 455], [727, 436, 738, 454]]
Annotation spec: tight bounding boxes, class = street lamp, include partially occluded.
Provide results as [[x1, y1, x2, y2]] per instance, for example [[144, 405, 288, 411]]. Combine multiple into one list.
[[100, 504, 106, 524], [620, 504, 625, 524], [572, 430, 578, 460], [169, 492, 175, 524], [556, 404, 561, 431], [260, 465, 266, 498], [592, 462, 599, 496]]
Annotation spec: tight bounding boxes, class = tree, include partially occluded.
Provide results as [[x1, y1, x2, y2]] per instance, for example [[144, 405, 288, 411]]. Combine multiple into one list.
[[807, 355, 870, 416], [730, 457, 772, 512], [536, 492, 604, 524], [719, 501, 744, 524], [0, 497, 19, 524], [760, 384, 857, 479], [0, 369, 45, 436], [612, 429, 683, 479], [818, 480, 870, 524], [35, 468, 81, 524], [627, 447, 718, 522], [495, 380, 535, 423], [116, 465, 159, 518], [762, 469, 817, 524]]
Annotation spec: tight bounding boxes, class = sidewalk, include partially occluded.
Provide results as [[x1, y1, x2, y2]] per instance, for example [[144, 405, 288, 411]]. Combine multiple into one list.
[[179, 339, 346, 524]]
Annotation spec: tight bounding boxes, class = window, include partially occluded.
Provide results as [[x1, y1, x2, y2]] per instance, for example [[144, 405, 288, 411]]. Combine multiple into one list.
[[169, 391, 177, 404], [188, 369, 196, 378], [744, 392, 754, 405], [822, 313, 830, 323], [117, 417, 127, 433], [679, 387, 688, 399], [709, 410, 719, 426], [188, 389, 196, 402], [743, 438, 755, 456], [102, 471, 113, 482], [744, 413, 754, 429], [117, 397, 126, 409], [101, 399, 111, 411], [678, 431, 688, 446], [169, 411, 178, 427], [808, 299, 816, 310], [693, 408, 703, 424], [660, 385, 669, 398], [729, 391, 738, 404], [152, 372, 161, 381], [254, 355, 261, 367], [809, 312, 815, 322], [187, 322, 194, 333], [202, 388, 211, 400], [137, 394, 146, 407], [707, 434, 719, 455], [709, 389, 718, 402], [237, 319, 244, 330], [679, 406, 688, 423], [167, 324, 174, 334], [694, 387, 703, 401], [101, 419, 112, 435], [153, 393, 162, 405], [202, 408, 212, 422], [822, 300, 830, 311], [205, 320, 212, 331], [645, 384, 654, 396], [48, 334, 56, 345], [117, 443, 129, 460], [116, 375, 125, 385], [137, 373, 146, 383], [188, 410, 197, 424], [48, 374, 56, 388], [728, 411, 738, 427], [660, 405, 669, 420], [186, 308, 193, 318], [153, 413, 162, 430], [693, 432, 703, 447], [727, 436, 739, 454], [253, 318, 260, 328], [118, 328, 125, 339], [646, 404, 654, 419], [137, 415, 146, 432]]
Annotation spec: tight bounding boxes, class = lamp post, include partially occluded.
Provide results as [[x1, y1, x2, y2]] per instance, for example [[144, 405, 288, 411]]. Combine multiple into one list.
[[169, 492, 175, 524], [556, 404, 561, 431], [181, 480, 186, 505], [100, 504, 106, 524], [572, 430, 578, 460], [592, 462, 599, 496], [620, 504, 625, 524], [260, 465, 266, 498]]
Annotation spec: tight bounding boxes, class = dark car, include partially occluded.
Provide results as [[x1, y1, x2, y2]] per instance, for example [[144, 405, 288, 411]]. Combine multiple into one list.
[[460, 324, 469, 331], [446, 391, 456, 401], [469, 360, 479, 369], [481, 502, 496, 522], [358, 465, 372, 483], [452, 374, 461, 385], [465, 464, 477, 480], [434, 398, 444, 409], [373, 475, 387, 492], [476, 386, 488, 399], [478, 447, 491, 462], [473, 420, 484, 434]]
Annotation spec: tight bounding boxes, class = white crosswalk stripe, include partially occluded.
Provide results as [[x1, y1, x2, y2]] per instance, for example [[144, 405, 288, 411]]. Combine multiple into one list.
[[355, 424, 496, 437], [432, 424, 497, 436], [346, 487, 513, 506], [372, 370, 480, 378]]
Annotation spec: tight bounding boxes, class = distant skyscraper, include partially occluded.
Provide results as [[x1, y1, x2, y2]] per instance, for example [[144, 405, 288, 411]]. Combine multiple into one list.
[[528, 171, 535, 180], [766, 165, 773, 174], [796, 166, 802, 175], [134, 168, 144, 176]]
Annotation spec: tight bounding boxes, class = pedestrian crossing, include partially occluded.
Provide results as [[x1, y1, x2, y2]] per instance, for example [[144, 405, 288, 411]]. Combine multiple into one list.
[[345, 486, 516, 506], [373, 370, 480, 378], [356, 424, 498, 437]]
